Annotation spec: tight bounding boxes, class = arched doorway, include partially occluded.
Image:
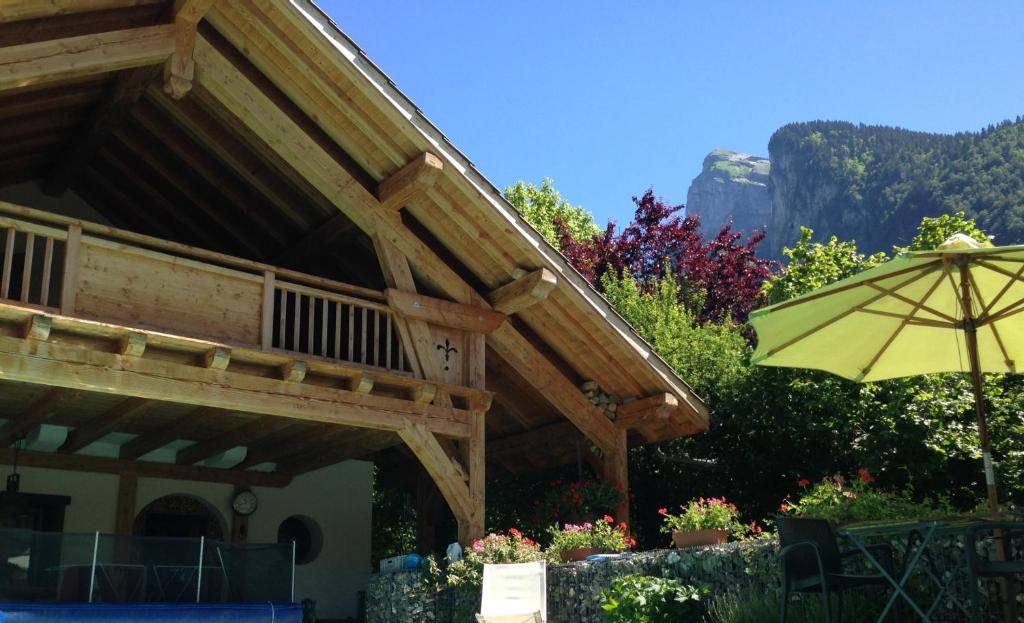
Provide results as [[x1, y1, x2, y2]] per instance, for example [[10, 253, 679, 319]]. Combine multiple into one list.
[[133, 494, 225, 540]]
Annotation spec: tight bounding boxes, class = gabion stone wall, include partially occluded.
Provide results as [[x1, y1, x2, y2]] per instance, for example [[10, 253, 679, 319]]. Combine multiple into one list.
[[365, 540, 780, 623]]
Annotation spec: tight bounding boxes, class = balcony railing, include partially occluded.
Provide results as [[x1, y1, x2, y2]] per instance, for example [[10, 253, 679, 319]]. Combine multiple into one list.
[[0, 202, 412, 374]]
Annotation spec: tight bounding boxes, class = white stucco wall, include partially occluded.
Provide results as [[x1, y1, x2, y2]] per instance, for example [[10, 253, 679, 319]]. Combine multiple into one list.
[[11, 460, 373, 619]]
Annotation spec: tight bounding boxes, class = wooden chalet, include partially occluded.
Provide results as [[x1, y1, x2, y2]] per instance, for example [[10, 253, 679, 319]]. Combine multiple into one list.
[[0, 1, 708, 618]]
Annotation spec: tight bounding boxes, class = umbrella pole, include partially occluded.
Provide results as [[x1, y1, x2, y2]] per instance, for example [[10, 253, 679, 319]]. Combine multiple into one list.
[[961, 264, 1012, 623], [959, 264, 1000, 516]]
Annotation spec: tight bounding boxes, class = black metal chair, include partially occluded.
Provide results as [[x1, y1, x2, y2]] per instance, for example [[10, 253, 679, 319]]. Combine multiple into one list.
[[777, 516, 900, 623], [964, 522, 1024, 623]]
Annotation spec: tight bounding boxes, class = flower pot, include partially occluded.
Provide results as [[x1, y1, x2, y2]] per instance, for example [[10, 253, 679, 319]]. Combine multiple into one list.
[[559, 546, 606, 563], [671, 528, 729, 549]]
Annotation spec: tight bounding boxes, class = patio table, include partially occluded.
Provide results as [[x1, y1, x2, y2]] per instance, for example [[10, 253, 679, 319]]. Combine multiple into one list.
[[838, 519, 982, 622]]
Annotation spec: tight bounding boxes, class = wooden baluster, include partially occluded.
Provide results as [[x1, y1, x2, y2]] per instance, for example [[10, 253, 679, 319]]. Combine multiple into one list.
[[60, 224, 82, 315], [261, 271, 275, 350], [20, 232, 34, 303], [307, 295, 315, 354], [375, 310, 383, 367], [347, 305, 355, 362], [276, 288, 285, 349], [361, 307, 368, 364], [333, 301, 342, 360], [397, 320, 405, 371], [291, 292, 300, 352], [386, 313, 393, 370], [320, 298, 328, 357], [40, 237, 54, 307], [1, 228, 14, 299]]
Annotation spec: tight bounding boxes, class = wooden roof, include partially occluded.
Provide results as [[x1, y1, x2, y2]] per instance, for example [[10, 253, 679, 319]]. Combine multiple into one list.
[[0, 0, 709, 478]]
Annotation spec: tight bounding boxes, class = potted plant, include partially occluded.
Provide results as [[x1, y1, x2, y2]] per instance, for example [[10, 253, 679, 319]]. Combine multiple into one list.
[[541, 479, 623, 526], [659, 497, 742, 548], [548, 515, 635, 563]]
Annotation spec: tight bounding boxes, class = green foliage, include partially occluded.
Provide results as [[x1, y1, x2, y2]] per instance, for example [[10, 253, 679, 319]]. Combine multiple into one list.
[[704, 589, 883, 623], [903, 210, 992, 251], [540, 479, 623, 526], [658, 498, 743, 535], [371, 474, 416, 563], [769, 118, 1024, 254], [504, 178, 600, 249], [600, 575, 708, 623], [546, 516, 634, 557], [781, 472, 951, 526], [763, 226, 887, 304]]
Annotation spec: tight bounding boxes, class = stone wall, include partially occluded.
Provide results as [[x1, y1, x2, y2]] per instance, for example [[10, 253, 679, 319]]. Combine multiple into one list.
[[365, 540, 780, 623]]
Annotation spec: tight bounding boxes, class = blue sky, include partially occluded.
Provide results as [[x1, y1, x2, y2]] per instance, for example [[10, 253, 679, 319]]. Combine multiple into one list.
[[322, 1, 1024, 225]]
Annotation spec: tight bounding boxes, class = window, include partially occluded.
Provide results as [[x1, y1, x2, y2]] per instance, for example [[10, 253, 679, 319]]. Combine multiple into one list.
[[277, 515, 322, 565]]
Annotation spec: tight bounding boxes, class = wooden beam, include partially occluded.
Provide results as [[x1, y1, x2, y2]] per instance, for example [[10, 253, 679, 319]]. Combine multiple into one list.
[[488, 323, 619, 454], [602, 428, 630, 527], [232, 423, 333, 470], [163, 0, 216, 99], [280, 360, 307, 383], [0, 388, 80, 447], [488, 268, 557, 315], [0, 334, 472, 438], [59, 397, 154, 454], [386, 289, 506, 334], [374, 235, 437, 380], [398, 421, 473, 532], [278, 429, 399, 475], [465, 410, 486, 542], [377, 152, 444, 211], [119, 406, 218, 460], [119, 332, 147, 357], [43, 65, 160, 196], [202, 346, 230, 370], [114, 472, 137, 535], [0, 1, 164, 23], [22, 314, 51, 340], [615, 393, 678, 428], [0, 447, 290, 487], [176, 414, 288, 465], [273, 215, 356, 268], [0, 25, 177, 93]]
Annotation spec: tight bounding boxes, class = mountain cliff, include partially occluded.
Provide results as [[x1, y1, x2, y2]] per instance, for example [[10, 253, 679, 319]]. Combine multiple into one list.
[[766, 119, 1024, 258], [686, 149, 771, 238]]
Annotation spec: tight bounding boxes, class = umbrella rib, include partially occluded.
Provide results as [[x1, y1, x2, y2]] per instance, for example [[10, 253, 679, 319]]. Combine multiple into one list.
[[864, 282, 957, 323], [858, 266, 949, 379], [945, 267, 968, 319], [763, 264, 941, 358], [978, 262, 1024, 320], [983, 297, 1024, 325], [855, 308, 955, 327], [769, 260, 940, 312]]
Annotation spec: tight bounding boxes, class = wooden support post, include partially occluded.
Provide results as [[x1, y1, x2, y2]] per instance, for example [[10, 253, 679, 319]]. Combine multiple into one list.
[[465, 408, 486, 542], [114, 473, 138, 535], [163, 0, 217, 99], [59, 224, 81, 315], [398, 421, 474, 544], [377, 152, 444, 211], [602, 428, 630, 529]]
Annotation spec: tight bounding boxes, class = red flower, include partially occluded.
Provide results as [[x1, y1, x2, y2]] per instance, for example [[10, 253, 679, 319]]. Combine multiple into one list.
[[508, 528, 521, 537], [657, 507, 669, 516], [603, 515, 614, 524], [780, 503, 789, 512], [858, 468, 875, 484], [798, 479, 811, 488]]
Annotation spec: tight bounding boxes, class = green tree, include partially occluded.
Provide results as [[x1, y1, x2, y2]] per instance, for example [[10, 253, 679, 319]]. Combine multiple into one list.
[[764, 226, 887, 304], [504, 178, 599, 249]]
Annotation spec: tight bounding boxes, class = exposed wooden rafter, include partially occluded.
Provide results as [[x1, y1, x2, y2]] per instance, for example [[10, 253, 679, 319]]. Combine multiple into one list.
[[0, 447, 289, 487], [0, 25, 177, 93], [162, 0, 217, 99], [615, 393, 678, 429], [386, 289, 506, 334], [0, 388, 80, 447], [119, 406, 219, 460], [59, 397, 154, 454], [377, 152, 444, 211], [488, 268, 558, 315], [176, 414, 287, 465], [43, 65, 160, 196], [0, 1, 165, 23]]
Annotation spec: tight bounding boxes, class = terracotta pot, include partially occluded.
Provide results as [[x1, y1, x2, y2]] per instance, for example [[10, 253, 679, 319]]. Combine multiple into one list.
[[559, 546, 606, 563], [671, 528, 729, 549]]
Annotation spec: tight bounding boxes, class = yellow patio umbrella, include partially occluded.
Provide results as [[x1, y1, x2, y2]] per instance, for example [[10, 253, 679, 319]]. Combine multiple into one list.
[[749, 234, 1024, 515]]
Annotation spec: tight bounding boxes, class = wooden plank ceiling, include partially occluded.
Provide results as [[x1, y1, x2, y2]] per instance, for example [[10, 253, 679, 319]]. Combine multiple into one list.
[[0, 1, 703, 485]]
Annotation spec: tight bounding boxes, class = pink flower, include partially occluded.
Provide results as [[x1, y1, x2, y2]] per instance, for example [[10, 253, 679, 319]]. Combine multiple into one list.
[[780, 503, 790, 512], [798, 479, 811, 488], [603, 515, 614, 524], [657, 507, 668, 516]]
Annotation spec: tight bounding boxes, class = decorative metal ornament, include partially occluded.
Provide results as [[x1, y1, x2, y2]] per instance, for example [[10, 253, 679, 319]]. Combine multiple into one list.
[[436, 338, 458, 371]]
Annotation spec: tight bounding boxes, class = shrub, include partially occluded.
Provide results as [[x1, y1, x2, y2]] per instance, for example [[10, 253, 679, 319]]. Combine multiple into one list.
[[601, 575, 707, 623], [780, 470, 951, 526], [705, 588, 888, 623], [541, 479, 623, 524], [658, 497, 744, 536], [547, 515, 634, 558]]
